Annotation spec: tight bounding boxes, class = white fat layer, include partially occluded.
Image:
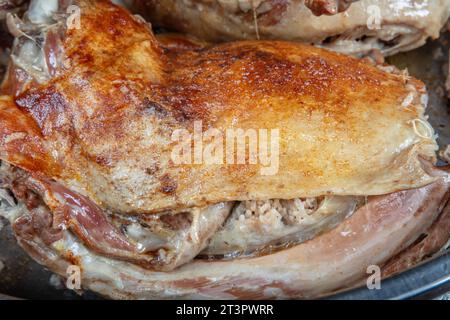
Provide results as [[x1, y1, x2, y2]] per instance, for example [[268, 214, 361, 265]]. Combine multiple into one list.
[[56, 231, 290, 299], [319, 25, 418, 57], [27, 0, 59, 24], [126, 223, 166, 252], [0, 188, 15, 207], [0, 166, 24, 221], [12, 40, 49, 83], [0, 198, 25, 223], [204, 196, 361, 256]]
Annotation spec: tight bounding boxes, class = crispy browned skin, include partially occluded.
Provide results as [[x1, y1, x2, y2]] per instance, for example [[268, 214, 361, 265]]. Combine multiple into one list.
[[0, 0, 438, 215]]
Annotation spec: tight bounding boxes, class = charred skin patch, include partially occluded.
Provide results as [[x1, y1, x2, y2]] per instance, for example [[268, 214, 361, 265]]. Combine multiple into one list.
[[160, 211, 192, 231], [15, 85, 69, 135], [145, 163, 160, 175], [159, 174, 177, 194], [141, 97, 168, 118]]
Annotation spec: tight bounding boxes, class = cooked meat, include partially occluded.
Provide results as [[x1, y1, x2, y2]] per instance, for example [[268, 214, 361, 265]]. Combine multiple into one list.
[[0, 0, 439, 214], [0, 0, 26, 19], [304, 0, 358, 15], [0, 1, 26, 80], [0, 0, 448, 299], [381, 200, 450, 278], [2, 165, 448, 299], [0, 161, 232, 271], [129, 0, 450, 56], [203, 196, 363, 257]]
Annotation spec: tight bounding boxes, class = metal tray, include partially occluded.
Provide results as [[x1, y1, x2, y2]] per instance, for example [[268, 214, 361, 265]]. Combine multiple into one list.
[[0, 31, 448, 300]]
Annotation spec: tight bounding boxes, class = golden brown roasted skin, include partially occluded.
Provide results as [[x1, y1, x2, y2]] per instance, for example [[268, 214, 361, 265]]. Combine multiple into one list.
[[0, 0, 438, 215]]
